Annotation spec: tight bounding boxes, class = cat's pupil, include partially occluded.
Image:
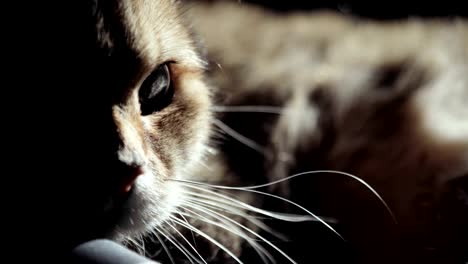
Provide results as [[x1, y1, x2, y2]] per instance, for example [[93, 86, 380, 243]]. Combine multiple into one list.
[[139, 63, 174, 115]]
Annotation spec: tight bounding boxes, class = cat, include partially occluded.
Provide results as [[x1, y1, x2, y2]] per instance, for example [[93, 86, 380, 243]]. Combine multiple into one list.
[[187, 1, 468, 263], [23, 0, 466, 263]]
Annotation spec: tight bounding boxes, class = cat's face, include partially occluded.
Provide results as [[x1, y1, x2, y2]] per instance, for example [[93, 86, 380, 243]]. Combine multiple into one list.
[[59, 0, 211, 244]]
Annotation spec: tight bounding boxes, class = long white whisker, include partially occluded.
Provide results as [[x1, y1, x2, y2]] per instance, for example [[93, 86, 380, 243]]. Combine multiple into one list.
[[152, 230, 176, 264], [124, 236, 145, 255], [174, 170, 397, 223], [179, 206, 262, 244], [183, 194, 288, 240], [212, 105, 283, 114], [181, 188, 326, 223], [177, 212, 198, 248], [214, 119, 267, 154], [170, 215, 244, 264], [146, 233, 164, 259], [181, 185, 343, 240], [139, 234, 146, 257], [154, 226, 198, 264], [186, 200, 298, 264], [165, 220, 208, 264], [237, 188, 343, 240], [178, 205, 273, 264]]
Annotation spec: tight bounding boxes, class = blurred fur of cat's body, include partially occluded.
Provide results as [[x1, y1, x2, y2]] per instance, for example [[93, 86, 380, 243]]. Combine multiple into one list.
[[189, 2, 468, 263]]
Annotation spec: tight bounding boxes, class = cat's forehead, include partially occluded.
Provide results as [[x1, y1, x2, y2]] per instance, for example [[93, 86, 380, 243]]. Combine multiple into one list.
[[96, 0, 202, 71]]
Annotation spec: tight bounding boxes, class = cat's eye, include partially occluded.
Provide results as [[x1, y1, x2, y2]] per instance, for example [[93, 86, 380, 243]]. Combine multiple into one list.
[[139, 63, 174, 116]]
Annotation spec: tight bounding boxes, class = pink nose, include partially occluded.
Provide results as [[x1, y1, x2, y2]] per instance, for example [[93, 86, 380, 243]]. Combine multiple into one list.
[[119, 166, 144, 194]]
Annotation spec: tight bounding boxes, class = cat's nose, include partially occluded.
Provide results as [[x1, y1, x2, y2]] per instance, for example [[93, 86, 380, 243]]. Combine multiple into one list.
[[111, 160, 144, 194], [120, 165, 143, 193]]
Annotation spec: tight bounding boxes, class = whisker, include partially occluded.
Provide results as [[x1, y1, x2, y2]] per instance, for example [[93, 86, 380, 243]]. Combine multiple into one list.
[[124, 236, 145, 255], [139, 234, 146, 257], [212, 105, 283, 114], [169, 214, 244, 264], [178, 205, 273, 264], [178, 207, 262, 244], [152, 230, 176, 264], [182, 194, 289, 240], [177, 212, 198, 248], [213, 119, 267, 154], [154, 226, 198, 264], [185, 200, 298, 264], [180, 185, 343, 240], [165, 219, 208, 264], [146, 233, 164, 259], [175, 169, 397, 224], [181, 188, 329, 224]]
